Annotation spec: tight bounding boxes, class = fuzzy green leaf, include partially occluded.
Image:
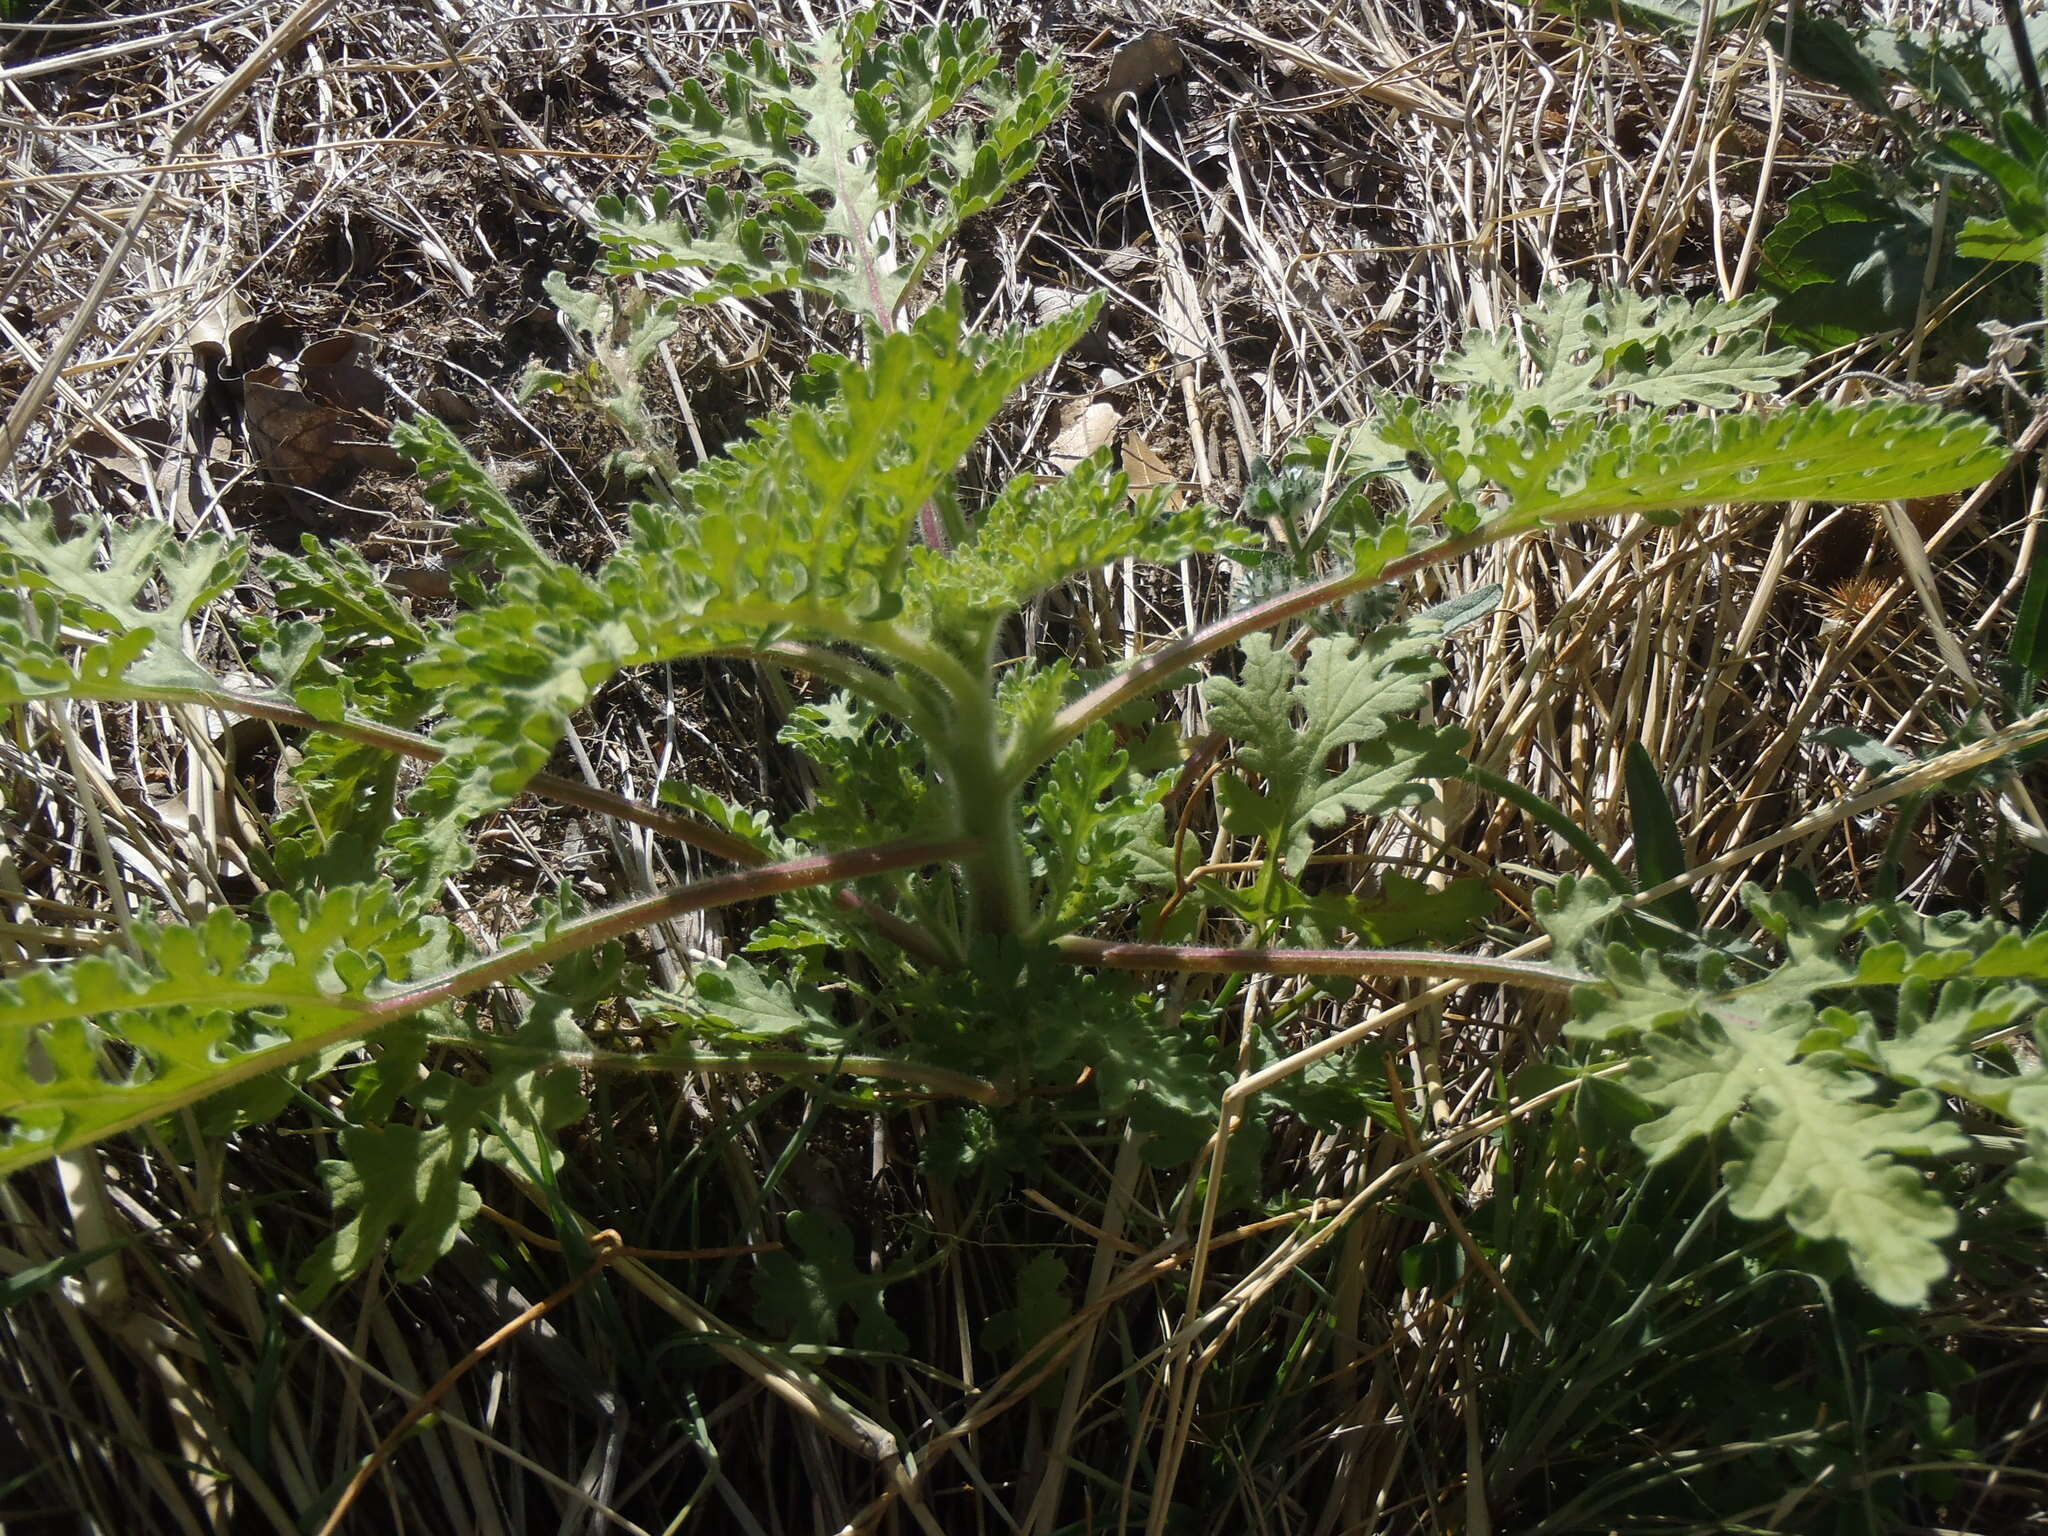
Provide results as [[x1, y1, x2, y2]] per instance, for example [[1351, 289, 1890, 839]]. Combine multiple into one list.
[[1436, 282, 1807, 417], [753, 1209, 908, 1352], [2012, 1126, 2048, 1220], [0, 504, 244, 704], [392, 416, 551, 583], [1204, 623, 1468, 875], [1533, 874, 1633, 965], [1562, 890, 2048, 1307], [648, 957, 850, 1050], [1025, 723, 1174, 935], [782, 694, 932, 853], [599, 12, 1065, 318], [912, 450, 1245, 632], [0, 889, 429, 1175], [398, 297, 1090, 885], [298, 964, 600, 1303], [1387, 396, 2005, 537], [265, 534, 429, 658], [982, 1250, 1072, 1373], [1579, 999, 1968, 1307]]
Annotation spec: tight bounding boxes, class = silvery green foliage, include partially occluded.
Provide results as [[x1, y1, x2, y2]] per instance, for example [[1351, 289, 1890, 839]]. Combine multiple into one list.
[[596, 10, 1066, 320], [0, 23, 2026, 1322], [1546, 879, 2048, 1307]]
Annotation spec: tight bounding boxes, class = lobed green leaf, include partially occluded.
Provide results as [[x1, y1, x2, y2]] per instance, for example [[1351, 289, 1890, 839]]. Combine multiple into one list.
[[0, 889, 429, 1175]]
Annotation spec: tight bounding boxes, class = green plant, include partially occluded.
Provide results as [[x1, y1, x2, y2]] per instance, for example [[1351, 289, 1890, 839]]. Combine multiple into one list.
[[1422, 1068, 2004, 1532], [1, 7, 2040, 1376], [1564, 0, 2048, 357], [1752, 6, 2048, 354]]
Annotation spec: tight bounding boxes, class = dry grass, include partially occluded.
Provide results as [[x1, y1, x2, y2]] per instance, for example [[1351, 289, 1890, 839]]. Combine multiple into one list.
[[3, 0, 2046, 1532]]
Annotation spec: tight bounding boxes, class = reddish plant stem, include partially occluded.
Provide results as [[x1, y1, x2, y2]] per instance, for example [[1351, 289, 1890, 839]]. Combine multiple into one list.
[[217, 689, 954, 965], [1053, 936, 1581, 993], [222, 691, 762, 863], [1034, 526, 1490, 770], [372, 838, 972, 1020]]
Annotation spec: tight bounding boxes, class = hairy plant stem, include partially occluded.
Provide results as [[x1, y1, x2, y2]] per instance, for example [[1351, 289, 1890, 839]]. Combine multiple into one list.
[[131, 681, 959, 966], [159, 684, 763, 863], [939, 685, 1032, 935], [1017, 525, 1491, 780], [1054, 937, 1583, 992], [375, 838, 971, 1017], [464, 1039, 1005, 1105]]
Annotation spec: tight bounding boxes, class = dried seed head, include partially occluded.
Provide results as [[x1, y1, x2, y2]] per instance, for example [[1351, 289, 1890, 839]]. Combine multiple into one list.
[[1817, 571, 1892, 632]]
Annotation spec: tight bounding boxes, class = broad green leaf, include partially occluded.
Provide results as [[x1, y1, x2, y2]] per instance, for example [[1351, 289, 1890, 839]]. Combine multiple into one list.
[[1759, 163, 1935, 347], [1933, 121, 2048, 229], [1563, 888, 2048, 1307], [1542, 0, 1761, 39], [753, 1209, 908, 1352], [1767, 10, 1898, 117], [1955, 213, 2047, 264]]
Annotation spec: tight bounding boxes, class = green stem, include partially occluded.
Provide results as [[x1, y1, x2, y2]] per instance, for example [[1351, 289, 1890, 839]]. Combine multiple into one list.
[[1459, 761, 1630, 888], [939, 684, 1032, 936], [745, 639, 923, 722]]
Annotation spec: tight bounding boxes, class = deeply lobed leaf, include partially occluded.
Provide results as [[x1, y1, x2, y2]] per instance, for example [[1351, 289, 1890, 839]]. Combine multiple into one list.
[[0, 503, 244, 703], [1387, 395, 2005, 536], [912, 450, 1247, 634], [1436, 281, 1808, 416], [1204, 623, 1469, 876], [599, 10, 1065, 318], [1554, 883, 2048, 1307], [0, 889, 429, 1174], [398, 296, 1097, 885]]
